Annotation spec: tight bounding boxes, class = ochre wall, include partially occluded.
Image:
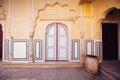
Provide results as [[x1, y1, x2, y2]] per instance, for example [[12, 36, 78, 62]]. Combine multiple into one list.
[[2, 0, 94, 40], [1, 0, 120, 40]]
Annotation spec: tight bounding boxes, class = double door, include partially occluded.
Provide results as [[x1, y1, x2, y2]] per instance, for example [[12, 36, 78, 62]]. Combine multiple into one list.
[[46, 23, 68, 61]]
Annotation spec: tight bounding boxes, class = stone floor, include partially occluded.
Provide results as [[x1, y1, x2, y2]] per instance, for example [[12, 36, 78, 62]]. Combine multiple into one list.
[[0, 67, 109, 80], [99, 60, 120, 80]]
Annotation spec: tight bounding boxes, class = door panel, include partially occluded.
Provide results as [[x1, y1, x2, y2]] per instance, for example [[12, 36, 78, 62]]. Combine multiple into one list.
[[46, 24, 56, 60], [58, 24, 67, 60], [102, 23, 118, 60], [58, 48, 67, 60], [47, 48, 56, 60], [59, 37, 66, 46], [48, 37, 55, 46]]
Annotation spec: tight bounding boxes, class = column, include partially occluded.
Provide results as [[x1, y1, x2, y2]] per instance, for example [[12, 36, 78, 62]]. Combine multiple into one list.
[[29, 32, 34, 63]]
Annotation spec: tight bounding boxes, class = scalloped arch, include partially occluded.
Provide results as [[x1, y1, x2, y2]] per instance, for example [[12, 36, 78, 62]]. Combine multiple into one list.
[[37, 2, 76, 18], [39, 2, 76, 12], [33, 1, 76, 36]]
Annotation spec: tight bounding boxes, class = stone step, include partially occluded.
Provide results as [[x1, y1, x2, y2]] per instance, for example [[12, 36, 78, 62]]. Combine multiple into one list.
[[0, 62, 83, 67], [99, 66, 120, 80]]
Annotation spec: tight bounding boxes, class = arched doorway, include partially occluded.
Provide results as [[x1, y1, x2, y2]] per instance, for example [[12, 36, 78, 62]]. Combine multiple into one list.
[[0, 24, 3, 60], [102, 8, 120, 60], [46, 23, 68, 61]]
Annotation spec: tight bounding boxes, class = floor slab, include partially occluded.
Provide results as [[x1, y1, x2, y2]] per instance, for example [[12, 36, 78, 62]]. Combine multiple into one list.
[[0, 67, 109, 80]]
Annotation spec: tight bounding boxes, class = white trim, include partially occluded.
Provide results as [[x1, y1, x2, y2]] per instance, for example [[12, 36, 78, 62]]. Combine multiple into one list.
[[94, 39, 102, 57], [4, 39, 9, 60], [95, 41, 102, 60], [71, 40, 80, 60], [34, 39, 43, 60], [9, 38, 11, 62], [85, 40, 94, 55]]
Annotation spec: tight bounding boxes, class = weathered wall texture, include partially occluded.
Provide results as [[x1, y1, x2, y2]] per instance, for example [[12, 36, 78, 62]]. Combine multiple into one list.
[[0, 0, 120, 62]]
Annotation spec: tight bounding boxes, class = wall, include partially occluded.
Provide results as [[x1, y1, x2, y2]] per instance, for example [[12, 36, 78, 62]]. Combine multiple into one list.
[[2, 0, 30, 39], [93, 0, 120, 40], [1, 0, 120, 62], [3, 0, 87, 62], [2, 0, 95, 40]]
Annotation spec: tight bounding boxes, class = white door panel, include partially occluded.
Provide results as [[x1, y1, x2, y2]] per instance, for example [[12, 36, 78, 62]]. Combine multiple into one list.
[[47, 48, 56, 60], [46, 25, 56, 60], [48, 37, 55, 46], [58, 48, 67, 60], [59, 37, 66, 46]]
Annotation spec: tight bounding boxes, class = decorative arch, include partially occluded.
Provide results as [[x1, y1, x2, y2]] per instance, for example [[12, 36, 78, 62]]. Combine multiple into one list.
[[38, 2, 74, 18], [39, 2, 76, 12], [33, 2, 76, 37]]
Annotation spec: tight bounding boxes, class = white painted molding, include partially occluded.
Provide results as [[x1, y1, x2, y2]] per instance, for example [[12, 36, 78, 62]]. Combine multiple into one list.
[[71, 39, 80, 60], [34, 39, 43, 60]]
